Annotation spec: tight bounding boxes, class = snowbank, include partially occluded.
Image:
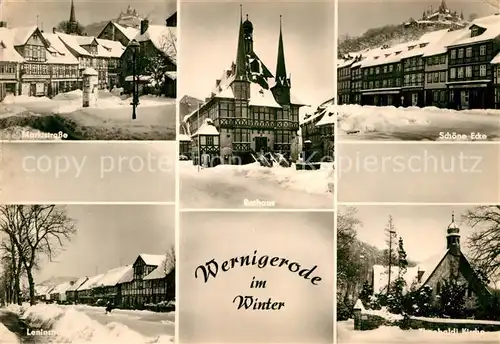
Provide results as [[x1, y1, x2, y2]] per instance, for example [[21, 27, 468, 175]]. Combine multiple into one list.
[[338, 320, 500, 343], [363, 307, 404, 321], [411, 316, 500, 325], [337, 104, 500, 140], [185, 162, 334, 195], [0, 322, 20, 344], [0, 126, 63, 140], [21, 304, 174, 344], [2, 94, 51, 104], [5, 303, 25, 315]]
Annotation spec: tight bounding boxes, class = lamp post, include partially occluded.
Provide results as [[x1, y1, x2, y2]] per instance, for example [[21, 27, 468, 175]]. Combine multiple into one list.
[[128, 39, 140, 120]]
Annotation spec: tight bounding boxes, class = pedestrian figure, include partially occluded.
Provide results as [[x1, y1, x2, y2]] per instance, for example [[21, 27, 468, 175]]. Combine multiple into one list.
[[105, 301, 114, 314]]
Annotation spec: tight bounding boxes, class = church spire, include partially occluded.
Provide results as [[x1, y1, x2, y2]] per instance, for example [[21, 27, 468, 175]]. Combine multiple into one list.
[[275, 15, 288, 87], [70, 0, 76, 23], [234, 5, 248, 82], [446, 211, 460, 255]]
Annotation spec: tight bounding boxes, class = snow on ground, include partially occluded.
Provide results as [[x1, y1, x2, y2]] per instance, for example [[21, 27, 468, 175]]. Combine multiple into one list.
[[338, 319, 500, 343], [182, 161, 334, 195], [363, 308, 404, 321], [337, 104, 500, 141], [20, 304, 173, 344], [0, 321, 20, 344], [0, 90, 176, 140], [0, 126, 63, 140]]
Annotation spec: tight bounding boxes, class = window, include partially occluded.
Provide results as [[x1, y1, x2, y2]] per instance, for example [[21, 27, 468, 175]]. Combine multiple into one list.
[[451, 50, 456, 59], [389, 65, 393, 72], [466, 47, 472, 58], [436, 281, 441, 294], [219, 101, 234, 117], [450, 68, 456, 79], [466, 66, 472, 78], [233, 129, 249, 142], [440, 55, 446, 64], [458, 48, 464, 58], [471, 27, 479, 37], [375, 67, 380, 74], [383, 66, 387, 73], [440, 71, 446, 83], [457, 67, 464, 78], [480, 45, 486, 56], [480, 65, 487, 77]]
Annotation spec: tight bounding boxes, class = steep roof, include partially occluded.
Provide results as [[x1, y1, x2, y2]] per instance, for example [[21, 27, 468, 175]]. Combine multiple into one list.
[[10, 26, 40, 46], [138, 254, 165, 266], [43, 33, 79, 64], [112, 22, 140, 41], [91, 265, 133, 287], [50, 281, 74, 295], [76, 273, 105, 291], [96, 38, 125, 58], [134, 25, 176, 63], [449, 15, 500, 47], [0, 28, 25, 62], [144, 255, 174, 281], [66, 277, 88, 292], [56, 32, 92, 57]]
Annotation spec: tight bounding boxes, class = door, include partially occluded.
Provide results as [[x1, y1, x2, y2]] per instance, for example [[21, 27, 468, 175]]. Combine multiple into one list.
[[255, 137, 268, 153], [412, 93, 418, 106], [460, 90, 469, 109]]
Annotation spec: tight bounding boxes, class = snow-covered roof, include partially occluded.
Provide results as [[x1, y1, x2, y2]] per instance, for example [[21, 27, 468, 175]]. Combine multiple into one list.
[[43, 33, 79, 64], [248, 83, 282, 108], [73, 35, 97, 46], [35, 285, 53, 296], [0, 28, 25, 62], [117, 267, 134, 284], [138, 253, 165, 266], [178, 134, 192, 141], [315, 106, 335, 127], [491, 52, 500, 64], [134, 25, 176, 63], [50, 281, 74, 295], [124, 75, 152, 82], [56, 32, 92, 57], [143, 255, 174, 281], [96, 38, 125, 58], [66, 277, 88, 292], [450, 15, 500, 47], [301, 97, 335, 125], [165, 71, 177, 80], [192, 120, 219, 136], [113, 22, 140, 41], [91, 265, 133, 287], [422, 28, 469, 57], [77, 273, 105, 291], [415, 252, 448, 287], [10, 26, 38, 46]]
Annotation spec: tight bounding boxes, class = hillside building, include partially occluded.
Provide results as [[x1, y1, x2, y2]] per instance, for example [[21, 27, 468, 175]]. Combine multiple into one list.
[[338, 13, 500, 110]]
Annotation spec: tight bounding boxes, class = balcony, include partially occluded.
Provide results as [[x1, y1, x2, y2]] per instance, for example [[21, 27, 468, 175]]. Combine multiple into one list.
[[218, 118, 299, 131]]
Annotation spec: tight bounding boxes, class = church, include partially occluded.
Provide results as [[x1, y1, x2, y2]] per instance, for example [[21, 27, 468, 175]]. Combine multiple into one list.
[[183, 11, 303, 166], [371, 213, 492, 312]]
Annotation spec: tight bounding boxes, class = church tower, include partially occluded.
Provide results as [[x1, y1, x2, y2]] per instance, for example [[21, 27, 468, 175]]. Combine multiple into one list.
[[271, 16, 291, 105], [242, 14, 253, 54], [230, 7, 250, 100], [67, 0, 78, 34], [446, 211, 461, 256]]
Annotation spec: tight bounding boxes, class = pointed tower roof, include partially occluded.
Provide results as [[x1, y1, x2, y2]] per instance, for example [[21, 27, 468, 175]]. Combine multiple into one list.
[[275, 15, 288, 87], [69, 0, 76, 23], [447, 211, 460, 234], [234, 5, 248, 81]]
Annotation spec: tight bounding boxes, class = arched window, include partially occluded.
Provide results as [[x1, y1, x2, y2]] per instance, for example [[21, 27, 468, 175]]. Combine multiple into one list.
[[436, 281, 441, 294]]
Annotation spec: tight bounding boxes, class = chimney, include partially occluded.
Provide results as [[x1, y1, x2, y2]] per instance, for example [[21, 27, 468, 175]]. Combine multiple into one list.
[[53, 27, 57, 34], [140, 19, 149, 35], [0, 21, 7, 28]]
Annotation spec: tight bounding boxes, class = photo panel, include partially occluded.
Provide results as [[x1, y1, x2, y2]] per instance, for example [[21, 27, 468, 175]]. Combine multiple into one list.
[[178, 0, 334, 210], [337, 0, 500, 142], [0, 0, 176, 141], [337, 204, 500, 343], [179, 211, 334, 343], [338, 142, 500, 203], [0, 204, 175, 343], [0, 142, 175, 203]]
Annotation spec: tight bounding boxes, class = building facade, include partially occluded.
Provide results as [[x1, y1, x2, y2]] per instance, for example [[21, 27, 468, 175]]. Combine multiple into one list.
[[300, 98, 335, 162], [184, 14, 302, 166], [338, 14, 500, 110]]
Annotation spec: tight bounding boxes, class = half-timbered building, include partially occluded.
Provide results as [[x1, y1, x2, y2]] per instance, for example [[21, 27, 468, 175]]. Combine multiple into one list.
[[300, 97, 335, 161], [0, 24, 23, 100], [183, 14, 303, 166], [65, 276, 88, 304]]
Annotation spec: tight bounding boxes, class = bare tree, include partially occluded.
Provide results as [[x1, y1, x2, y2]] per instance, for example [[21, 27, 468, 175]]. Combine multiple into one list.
[[0, 205, 77, 305], [463, 205, 500, 283], [384, 215, 398, 294], [56, 20, 85, 35], [0, 237, 24, 305]]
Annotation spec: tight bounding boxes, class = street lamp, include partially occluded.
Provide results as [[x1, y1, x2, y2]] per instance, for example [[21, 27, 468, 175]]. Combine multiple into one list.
[[128, 39, 140, 120]]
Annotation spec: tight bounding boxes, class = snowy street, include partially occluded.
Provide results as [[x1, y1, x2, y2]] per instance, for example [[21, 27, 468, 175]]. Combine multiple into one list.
[[0, 304, 174, 343], [73, 305, 174, 339], [180, 161, 334, 209], [338, 105, 500, 141], [0, 90, 176, 140], [337, 320, 500, 343]]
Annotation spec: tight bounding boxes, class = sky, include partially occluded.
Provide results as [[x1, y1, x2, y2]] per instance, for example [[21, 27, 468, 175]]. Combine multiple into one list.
[[0, 0, 175, 29], [339, 0, 494, 37], [35, 204, 175, 282], [179, 0, 335, 106], [340, 204, 483, 264], [179, 211, 334, 343]]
